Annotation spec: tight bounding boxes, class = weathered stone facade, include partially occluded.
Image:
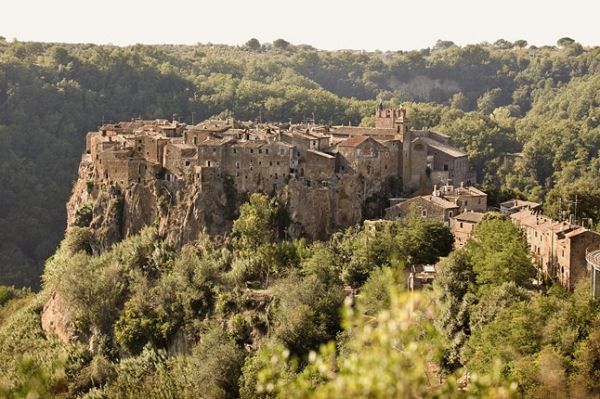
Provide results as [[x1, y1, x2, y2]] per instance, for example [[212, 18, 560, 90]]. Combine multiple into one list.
[[511, 209, 600, 289], [450, 211, 485, 248]]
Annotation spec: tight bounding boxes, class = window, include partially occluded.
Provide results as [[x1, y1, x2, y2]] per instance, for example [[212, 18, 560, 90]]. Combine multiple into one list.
[[185, 160, 190, 166], [250, 149, 254, 153], [193, 137, 197, 145], [236, 162, 240, 169], [443, 164, 448, 171], [207, 161, 211, 167], [464, 200, 468, 206], [266, 149, 269, 154], [233, 148, 237, 154], [259, 149, 262, 154], [421, 209, 427, 218], [460, 222, 463, 228], [449, 211, 453, 218]]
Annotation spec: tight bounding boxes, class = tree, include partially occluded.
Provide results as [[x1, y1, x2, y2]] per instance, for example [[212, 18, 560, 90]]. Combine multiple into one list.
[[271, 272, 344, 356], [432, 40, 456, 51], [232, 194, 280, 250], [557, 37, 575, 47], [434, 250, 476, 370], [493, 39, 513, 49], [477, 88, 502, 115], [396, 217, 454, 265], [245, 38, 261, 51], [514, 40, 528, 49], [272, 39, 290, 50], [449, 92, 469, 110], [465, 218, 535, 290]]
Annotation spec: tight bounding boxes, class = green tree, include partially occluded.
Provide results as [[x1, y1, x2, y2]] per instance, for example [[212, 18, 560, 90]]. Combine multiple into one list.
[[465, 218, 535, 290], [232, 194, 280, 250], [245, 38, 261, 51]]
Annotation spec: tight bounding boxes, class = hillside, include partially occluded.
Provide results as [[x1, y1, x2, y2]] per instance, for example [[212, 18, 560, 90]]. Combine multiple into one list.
[[1, 37, 600, 287]]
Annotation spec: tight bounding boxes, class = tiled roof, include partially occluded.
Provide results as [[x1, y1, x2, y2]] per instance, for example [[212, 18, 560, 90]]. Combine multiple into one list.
[[420, 137, 467, 158], [338, 135, 371, 147], [453, 212, 485, 223]]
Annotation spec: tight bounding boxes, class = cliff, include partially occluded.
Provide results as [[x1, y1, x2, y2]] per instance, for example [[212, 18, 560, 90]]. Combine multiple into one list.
[[64, 153, 392, 253]]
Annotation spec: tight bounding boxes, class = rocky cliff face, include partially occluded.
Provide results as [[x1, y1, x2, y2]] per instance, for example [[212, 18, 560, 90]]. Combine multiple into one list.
[[66, 155, 393, 252]]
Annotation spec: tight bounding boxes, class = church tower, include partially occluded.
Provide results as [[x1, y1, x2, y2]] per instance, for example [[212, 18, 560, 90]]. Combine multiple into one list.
[[375, 103, 409, 134]]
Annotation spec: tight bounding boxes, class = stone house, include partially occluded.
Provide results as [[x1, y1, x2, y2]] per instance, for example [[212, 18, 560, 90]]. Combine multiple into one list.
[[450, 211, 485, 248], [163, 142, 197, 181], [435, 184, 487, 213], [385, 195, 459, 224], [336, 136, 394, 178], [500, 199, 541, 215], [511, 209, 600, 289]]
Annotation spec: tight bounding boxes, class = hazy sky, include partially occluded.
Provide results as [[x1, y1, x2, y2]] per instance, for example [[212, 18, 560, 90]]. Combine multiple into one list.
[[1, 0, 596, 50]]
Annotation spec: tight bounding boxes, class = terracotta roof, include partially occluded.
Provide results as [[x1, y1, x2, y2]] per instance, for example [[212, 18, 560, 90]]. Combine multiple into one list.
[[338, 135, 371, 147]]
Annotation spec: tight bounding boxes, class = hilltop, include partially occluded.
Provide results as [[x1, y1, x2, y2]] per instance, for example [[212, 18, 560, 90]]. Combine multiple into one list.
[[1, 37, 600, 287]]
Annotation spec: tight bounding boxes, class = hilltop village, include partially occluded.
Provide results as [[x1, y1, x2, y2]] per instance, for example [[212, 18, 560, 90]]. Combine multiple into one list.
[[85, 106, 473, 195], [73, 107, 600, 292], [73, 107, 472, 244]]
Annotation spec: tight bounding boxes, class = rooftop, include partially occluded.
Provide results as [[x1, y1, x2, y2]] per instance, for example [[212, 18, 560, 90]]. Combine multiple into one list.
[[338, 135, 371, 148]]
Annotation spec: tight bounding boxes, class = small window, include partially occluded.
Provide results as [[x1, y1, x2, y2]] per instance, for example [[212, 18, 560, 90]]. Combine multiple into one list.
[[449, 211, 453, 218], [266, 149, 269, 154], [233, 148, 237, 154], [460, 222, 463, 228], [193, 137, 198, 145], [213, 148, 216, 153], [185, 160, 190, 166], [207, 161, 211, 167], [421, 209, 427, 218], [250, 149, 254, 153], [259, 149, 262, 154], [443, 164, 448, 171], [464, 201, 468, 206]]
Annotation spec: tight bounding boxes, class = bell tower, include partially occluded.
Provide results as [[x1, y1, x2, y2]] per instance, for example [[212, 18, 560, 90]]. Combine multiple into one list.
[[375, 105, 410, 134]]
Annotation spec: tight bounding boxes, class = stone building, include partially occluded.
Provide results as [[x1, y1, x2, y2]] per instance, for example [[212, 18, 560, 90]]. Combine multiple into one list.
[[511, 209, 600, 289], [385, 195, 459, 224], [500, 199, 541, 215], [450, 211, 485, 248]]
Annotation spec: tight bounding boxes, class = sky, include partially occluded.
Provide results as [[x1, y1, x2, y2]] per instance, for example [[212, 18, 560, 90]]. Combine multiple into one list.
[[1, 0, 597, 51]]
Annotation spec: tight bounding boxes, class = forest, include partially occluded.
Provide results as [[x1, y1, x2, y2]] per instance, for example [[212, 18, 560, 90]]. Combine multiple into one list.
[[1, 36, 600, 398], [1, 194, 599, 398], [1, 37, 600, 287]]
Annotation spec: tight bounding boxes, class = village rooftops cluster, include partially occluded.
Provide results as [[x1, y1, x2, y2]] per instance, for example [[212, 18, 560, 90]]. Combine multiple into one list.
[[84, 108, 475, 194]]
